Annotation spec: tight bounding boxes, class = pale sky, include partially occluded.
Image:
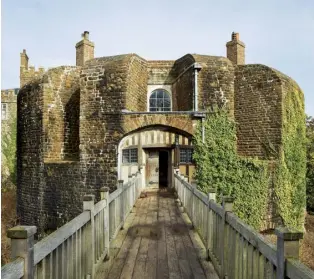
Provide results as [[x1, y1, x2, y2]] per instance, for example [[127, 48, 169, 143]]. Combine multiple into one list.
[[1, 0, 313, 116]]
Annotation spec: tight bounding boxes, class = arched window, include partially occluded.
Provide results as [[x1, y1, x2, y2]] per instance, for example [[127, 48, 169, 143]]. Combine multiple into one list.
[[149, 89, 171, 112]]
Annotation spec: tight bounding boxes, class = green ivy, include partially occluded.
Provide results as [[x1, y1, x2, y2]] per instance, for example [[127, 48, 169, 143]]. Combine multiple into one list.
[[193, 87, 307, 231], [273, 89, 307, 230], [193, 109, 269, 229], [1, 116, 17, 190], [306, 115, 314, 213]]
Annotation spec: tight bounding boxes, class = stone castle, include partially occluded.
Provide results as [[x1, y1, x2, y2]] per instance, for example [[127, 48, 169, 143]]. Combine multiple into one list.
[[16, 31, 304, 236]]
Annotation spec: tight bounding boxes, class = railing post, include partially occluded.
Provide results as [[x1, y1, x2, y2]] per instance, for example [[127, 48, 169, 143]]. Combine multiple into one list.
[[206, 189, 216, 261], [117, 180, 124, 229], [128, 175, 133, 211], [183, 175, 188, 209], [100, 187, 110, 260], [132, 173, 136, 205], [83, 195, 95, 279], [221, 196, 234, 279], [275, 227, 303, 279], [7, 226, 37, 279]]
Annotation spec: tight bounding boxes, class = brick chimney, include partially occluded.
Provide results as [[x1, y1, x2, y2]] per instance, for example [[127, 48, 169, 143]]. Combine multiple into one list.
[[20, 49, 29, 69], [226, 32, 245, 65], [75, 31, 94, 66]]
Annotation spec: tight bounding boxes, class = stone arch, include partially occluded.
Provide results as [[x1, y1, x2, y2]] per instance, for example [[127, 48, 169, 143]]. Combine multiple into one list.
[[117, 124, 194, 184], [120, 114, 195, 136]]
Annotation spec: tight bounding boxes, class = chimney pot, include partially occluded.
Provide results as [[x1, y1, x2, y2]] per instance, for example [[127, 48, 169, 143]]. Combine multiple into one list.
[[232, 32, 239, 41], [83, 31, 89, 40]]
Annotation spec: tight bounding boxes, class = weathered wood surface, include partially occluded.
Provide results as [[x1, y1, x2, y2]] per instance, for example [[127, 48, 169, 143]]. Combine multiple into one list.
[[33, 211, 90, 265], [1, 258, 24, 279], [102, 188, 216, 279]]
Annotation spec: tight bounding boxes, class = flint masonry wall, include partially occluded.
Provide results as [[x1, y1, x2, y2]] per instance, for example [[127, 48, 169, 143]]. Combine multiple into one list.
[[193, 55, 235, 115], [17, 47, 304, 235], [17, 79, 46, 232], [42, 66, 81, 161], [172, 55, 194, 111], [235, 65, 283, 158]]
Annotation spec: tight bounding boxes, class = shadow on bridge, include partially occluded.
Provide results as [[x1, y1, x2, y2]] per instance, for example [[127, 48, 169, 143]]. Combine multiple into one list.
[[96, 188, 219, 279]]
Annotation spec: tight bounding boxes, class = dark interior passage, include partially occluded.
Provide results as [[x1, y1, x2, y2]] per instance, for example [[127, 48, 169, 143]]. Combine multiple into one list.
[[159, 151, 168, 187]]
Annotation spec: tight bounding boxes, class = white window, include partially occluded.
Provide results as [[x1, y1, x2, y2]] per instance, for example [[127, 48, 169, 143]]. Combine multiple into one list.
[[2, 103, 8, 120], [122, 148, 138, 163], [149, 89, 171, 112]]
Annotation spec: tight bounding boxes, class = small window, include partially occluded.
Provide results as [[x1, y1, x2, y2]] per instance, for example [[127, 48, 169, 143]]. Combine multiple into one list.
[[149, 89, 171, 112], [180, 148, 193, 164], [14, 89, 19, 95], [1, 103, 8, 120], [122, 148, 138, 163]]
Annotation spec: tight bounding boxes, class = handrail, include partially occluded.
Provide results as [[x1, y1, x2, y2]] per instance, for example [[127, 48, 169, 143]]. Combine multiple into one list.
[[34, 210, 90, 265], [2, 171, 144, 279], [1, 258, 24, 279], [174, 170, 314, 279]]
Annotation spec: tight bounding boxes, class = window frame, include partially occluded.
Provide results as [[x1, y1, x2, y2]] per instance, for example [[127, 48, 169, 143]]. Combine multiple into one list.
[[179, 148, 194, 164], [122, 148, 138, 164], [148, 89, 172, 112], [1, 103, 8, 120]]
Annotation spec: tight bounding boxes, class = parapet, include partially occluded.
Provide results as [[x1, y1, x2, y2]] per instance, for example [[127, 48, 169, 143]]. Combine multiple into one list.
[[20, 65, 45, 87]]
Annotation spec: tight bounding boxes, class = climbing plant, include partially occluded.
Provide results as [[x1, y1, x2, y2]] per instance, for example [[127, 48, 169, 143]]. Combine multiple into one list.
[[306, 115, 314, 214], [193, 109, 269, 230], [1, 116, 17, 190], [273, 88, 307, 230], [193, 86, 307, 231]]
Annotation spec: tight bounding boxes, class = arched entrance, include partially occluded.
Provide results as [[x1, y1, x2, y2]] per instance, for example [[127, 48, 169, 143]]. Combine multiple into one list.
[[118, 126, 194, 188]]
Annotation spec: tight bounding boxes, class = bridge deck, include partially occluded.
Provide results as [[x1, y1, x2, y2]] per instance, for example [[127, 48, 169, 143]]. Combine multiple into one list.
[[98, 188, 219, 279]]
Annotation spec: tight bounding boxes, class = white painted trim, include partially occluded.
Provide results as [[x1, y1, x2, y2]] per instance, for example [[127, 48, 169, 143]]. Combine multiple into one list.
[[147, 85, 172, 112]]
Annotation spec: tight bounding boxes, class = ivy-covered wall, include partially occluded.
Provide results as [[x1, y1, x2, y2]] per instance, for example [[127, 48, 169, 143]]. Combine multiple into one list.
[[193, 70, 307, 231], [273, 76, 307, 230], [193, 110, 270, 230]]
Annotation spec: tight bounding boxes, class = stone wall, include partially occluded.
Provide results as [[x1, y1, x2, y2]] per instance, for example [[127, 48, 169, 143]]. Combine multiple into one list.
[[235, 65, 283, 158], [17, 79, 45, 233], [126, 56, 148, 111], [147, 61, 176, 85], [42, 66, 81, 161], [43, 162, 83, 231], [193, 55, 235, 115], [16, 50, 305, 235]]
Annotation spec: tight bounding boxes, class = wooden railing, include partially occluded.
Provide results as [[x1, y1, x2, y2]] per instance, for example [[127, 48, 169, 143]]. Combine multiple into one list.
[[174, 171, 314, 279], [1, 171, 143, 279]]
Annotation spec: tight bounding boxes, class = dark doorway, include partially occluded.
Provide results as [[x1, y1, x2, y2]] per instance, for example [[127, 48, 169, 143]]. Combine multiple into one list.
[[159, 151, 168, 187]]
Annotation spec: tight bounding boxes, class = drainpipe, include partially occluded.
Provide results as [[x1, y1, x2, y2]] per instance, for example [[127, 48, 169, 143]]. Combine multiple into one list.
[[193, 63, 202, 111], [202, 117, 205, 143]]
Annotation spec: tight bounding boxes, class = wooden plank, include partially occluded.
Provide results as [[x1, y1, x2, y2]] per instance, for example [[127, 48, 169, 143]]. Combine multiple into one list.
[[286, 259, 314, 279], [1, 257, 24, 279], [156, 192, 169, 279], [133, 196, 150, 279], [164, 195, 181, 279], [34, 211, 90, 265], [209, 201, 224, 218], [106, 197, 144, 279], [226, 213, 277, 266], [145, 193, 158, 279], [94, 199, 107, 215]]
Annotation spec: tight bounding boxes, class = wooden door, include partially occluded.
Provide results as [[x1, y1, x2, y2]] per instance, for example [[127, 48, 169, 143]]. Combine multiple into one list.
[[146, 150, 159, 187]]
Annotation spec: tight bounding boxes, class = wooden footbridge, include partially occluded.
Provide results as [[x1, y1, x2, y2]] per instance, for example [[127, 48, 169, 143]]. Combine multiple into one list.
[[2, 171, 314, 279]]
